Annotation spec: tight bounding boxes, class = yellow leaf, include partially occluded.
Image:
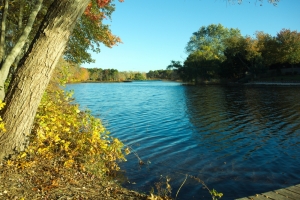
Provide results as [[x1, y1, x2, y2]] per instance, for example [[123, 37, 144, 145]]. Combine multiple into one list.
[[54, 135, 61, 142], [64, 142, 70, 151], [125, 147, 130, 155], [7, 160, 14, 166], [19, 152, 27, 158], [64, 159, 74, 168], [0, 101, 5, 109]]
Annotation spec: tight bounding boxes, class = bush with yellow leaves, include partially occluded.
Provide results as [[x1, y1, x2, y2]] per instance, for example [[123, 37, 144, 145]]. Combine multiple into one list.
[[0, 101, 5, 132], [14, 85, 127, 177]]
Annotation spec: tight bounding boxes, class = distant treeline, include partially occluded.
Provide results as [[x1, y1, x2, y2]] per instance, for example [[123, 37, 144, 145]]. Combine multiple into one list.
[[61, 24, 300, 84], [59, 60, 176, 83], [87, 68, 147, 81], [168, 24, 300, 84]]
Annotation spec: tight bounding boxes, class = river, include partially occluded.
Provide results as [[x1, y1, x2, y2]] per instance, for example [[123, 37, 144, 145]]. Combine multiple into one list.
[[66, 81, 300, 199]]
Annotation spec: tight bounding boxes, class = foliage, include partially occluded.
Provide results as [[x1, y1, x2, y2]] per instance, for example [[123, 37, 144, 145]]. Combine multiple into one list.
[[148, 176, 172, 200], [188, 175, 223, 200], [0, 0, 122, 65], [55, 61, 90, 83], [66, 65, 154, 83], [53, 59, 91, 83], [65, 0, 123, 64], [72, 67, 90, 82], [185, 24, 241, 62], [0, 0, 53, 61], [166, 54, 221, 84], [146, 69, 176, 80], [88, 68, 120, 81], [256, 31, 280, 67], [221, 35, 264, 80], [0, 101, 5, 132], [210, 189, 223, 200], [51, 58, 73, 86], [134, 72, 146, 80], [0, 0, 123, 101], [184, 50, 221, 82], [8, 85, 127, 177], [256, 29, 300, 67], [171, 25, 300, 83], [166, 60, 183, 70], [275, 29, 300, 65], [182, 24, 242, 83], [148, 174, 223, 200], [0, 60, 147, 199]]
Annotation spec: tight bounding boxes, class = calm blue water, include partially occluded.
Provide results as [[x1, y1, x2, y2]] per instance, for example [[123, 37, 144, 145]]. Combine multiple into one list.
[[66, 81, 300, 199]]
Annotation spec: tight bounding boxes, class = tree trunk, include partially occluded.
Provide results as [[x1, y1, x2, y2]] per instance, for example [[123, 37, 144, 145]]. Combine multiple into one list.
[[0, 0, 8, 99], [0, 0, 8, 62], [0, 0, 44, 101], [0, 0, 89, 160], [18, 0, 25, 29]]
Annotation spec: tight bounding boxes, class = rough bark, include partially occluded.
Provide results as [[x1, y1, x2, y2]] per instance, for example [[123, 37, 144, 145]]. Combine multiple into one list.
[[0, 0, 44, 101], [0, 0, 90, 160]]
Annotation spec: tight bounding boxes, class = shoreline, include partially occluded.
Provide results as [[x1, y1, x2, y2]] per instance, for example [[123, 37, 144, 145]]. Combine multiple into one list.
[[67, 80, 300, 87], [244, 81, 300, 86]]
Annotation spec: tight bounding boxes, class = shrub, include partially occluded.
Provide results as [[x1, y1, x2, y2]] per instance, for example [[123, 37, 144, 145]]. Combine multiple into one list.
[[0, 101, 5, 132], [13, 86, 127, 177]]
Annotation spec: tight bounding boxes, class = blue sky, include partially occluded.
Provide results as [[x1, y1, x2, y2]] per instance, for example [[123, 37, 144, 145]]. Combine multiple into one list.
[[83, 0, 300, 72]]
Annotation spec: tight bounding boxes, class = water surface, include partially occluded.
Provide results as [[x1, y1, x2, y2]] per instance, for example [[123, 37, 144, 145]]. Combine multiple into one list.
[[66, 81, 300, 199]]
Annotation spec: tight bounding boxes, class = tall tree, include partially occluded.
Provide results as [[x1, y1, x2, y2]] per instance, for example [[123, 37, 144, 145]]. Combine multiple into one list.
[[221, 35, 264, 80], [0, 0, 123, 160], [256, 31, 278, 67], [0, 0, 121, 100], [184, 51, 221, 83], [185, 24, 241, 62], [275, 29, 300, 66], [184, 24, 241, 83]]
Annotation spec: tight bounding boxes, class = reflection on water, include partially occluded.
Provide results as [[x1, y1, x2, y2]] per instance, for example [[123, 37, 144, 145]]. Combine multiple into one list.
[[66, 82, 300, 200]]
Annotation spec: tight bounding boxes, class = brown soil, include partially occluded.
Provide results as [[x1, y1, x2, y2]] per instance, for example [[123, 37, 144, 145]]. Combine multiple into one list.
[[0, 161, 148, 200]]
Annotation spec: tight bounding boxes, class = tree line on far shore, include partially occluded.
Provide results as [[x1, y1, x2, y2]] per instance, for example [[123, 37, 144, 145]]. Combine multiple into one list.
[[167, 24, 300, 84], [67, 24, 300, 84], [63, 60, 179, 83]]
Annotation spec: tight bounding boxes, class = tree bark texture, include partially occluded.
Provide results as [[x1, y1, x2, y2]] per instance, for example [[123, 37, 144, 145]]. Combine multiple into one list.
[[0, 0, 89, 160]]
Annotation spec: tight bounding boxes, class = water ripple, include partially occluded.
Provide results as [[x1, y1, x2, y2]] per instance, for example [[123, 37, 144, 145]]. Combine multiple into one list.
[[66, 83, 300, 200]]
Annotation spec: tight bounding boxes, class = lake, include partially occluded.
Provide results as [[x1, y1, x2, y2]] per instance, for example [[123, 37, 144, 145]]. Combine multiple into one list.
[[66, 81, 300, 199]]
